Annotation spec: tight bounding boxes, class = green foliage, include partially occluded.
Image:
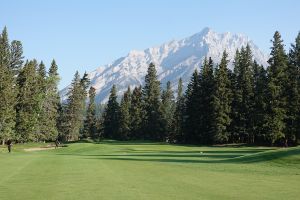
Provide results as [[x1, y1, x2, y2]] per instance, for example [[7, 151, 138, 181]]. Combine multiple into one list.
[[119, 87, 131, 140], [1, 26, 300, 146], [130, 86, 143, 139], [231, 45, 255, 143], [199, 57, 215, 144], [252, 61, 267, 143], [161, 81, 175, 140], [45, 60, 61, 141], [264, 31, 289, 145], [286, 32, 300, 144], [16, 60, 40, 141], [184, 70, 201, 143], [103, 85, 120, 139], [212, 51, 232, 143], [142, 63, 164, 141], [0, 27, 18, 143], [62, 71, 89, 141], [171, 78, 185, 143], [83, 87, 98, 139]]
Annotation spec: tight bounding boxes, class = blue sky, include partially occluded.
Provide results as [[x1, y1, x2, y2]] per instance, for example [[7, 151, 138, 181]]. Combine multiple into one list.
[[1, 0, 299, 89]]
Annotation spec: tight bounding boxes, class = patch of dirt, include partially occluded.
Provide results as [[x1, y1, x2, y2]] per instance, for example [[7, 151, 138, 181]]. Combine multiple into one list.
[[24, 146, 61, 152]]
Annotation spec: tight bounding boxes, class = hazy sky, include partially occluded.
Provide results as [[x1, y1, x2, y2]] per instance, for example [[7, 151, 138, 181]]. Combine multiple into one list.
[[1, 0, 299, 89]]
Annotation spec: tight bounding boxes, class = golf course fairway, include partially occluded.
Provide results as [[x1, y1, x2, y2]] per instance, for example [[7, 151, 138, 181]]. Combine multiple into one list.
[[0, 141, 299, 200]]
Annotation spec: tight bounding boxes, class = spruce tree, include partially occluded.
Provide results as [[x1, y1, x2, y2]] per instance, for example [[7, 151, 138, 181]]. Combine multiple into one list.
[[171, 78, 185, 143], [286, 32, 300, 145], [199, 57, 215, 144], [36, 61, 48, 141], [212, 51, 232, 143], [231, 46, 255, 143], [184, 70, 201, 143], [252, 61, 267, 144], [46, 60, 61, 141], [119, 87, 131, 140], [142, 63, 163, 141], [130, 86, 143, 139], [83, 86, 97, 139], [103, 85, 120, 139], [62, 71, 88, 141], [161, 81, 175, 141], [16, 60, 40, 141], [264, 31, 289, 145], [9, 40, 24, 75], [230, 49, 241, 142], [0, 27, 17, 144]]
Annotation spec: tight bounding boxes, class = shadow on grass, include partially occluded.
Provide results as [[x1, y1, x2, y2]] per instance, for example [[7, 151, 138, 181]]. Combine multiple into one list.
[[69, 139, 277, 149], [58, 147, 300, 164], [57, 153, 246, 159]]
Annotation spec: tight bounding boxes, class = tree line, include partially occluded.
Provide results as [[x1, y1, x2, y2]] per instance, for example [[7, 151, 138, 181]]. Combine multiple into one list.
[[100, 31, 300, 146], [0, 27, 60, 144], [1, 26, 299, 146]]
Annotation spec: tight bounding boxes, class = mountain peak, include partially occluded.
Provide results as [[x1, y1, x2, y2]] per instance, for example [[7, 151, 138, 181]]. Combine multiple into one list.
[[200, 27, 212, 35], [60, 28, 269, 103]]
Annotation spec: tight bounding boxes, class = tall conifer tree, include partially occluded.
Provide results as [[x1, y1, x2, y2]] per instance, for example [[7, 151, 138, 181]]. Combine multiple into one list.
[[103, 85, 120, 139], [231, 46, 255, 143], [62, 71, 89, 141], [161, 81, 175, 140], [264, 31, 289, 145], [45, 60, 61, 141], [142, 63, 163, 140], [287, 32, 300, 144], [171, 78, 185, 143], [199, 57, 215, 144], [212, 51, 232, 143], [252, 61, 267, 143], [184, 70, 201, 143], [83, 86, 97, 139], [119, 87, 131, 140], [16, 60, 40, 141], [130, 86, 143, 139], [36, 61, 48, 141], [0, 27, 17, 144]]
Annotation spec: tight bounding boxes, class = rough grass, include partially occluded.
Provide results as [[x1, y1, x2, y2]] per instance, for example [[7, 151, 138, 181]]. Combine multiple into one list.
[[0, 141, 299, 200]]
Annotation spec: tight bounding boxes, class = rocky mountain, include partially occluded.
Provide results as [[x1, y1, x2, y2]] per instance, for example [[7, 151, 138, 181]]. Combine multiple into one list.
[[61, 27, 269, 103]]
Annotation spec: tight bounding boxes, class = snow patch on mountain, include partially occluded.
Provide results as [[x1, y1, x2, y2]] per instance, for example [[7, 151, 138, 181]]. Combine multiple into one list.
[[60, 28, 269, 103]]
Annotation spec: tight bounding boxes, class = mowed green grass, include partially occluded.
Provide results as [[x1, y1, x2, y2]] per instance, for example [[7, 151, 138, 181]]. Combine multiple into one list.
[[0, 141, 299, 200]]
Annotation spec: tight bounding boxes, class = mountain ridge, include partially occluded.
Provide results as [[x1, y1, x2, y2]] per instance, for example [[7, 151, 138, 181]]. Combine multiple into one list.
[[61, 28, 269, 103]]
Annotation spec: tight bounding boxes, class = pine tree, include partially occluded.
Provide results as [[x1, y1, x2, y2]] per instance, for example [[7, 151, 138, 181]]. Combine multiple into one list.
[[130, 86, 143, 139], [46, 60, 61, 141], [286, 32, 300, 145], [252, 61, 267, 144], [62, 71, 88, 141], [9, 40, 24, 75], [171, 78, 185, 143], [36, 61, 48, 141], [264, 31, 289, 145], [184, 70, 201, 143], [103, 85, 120, 139], [229, 49, 241, 142], [119, 87, 131, 140], [212, 51, 232, 143], [0, 27, 17, 144], [83, 87, 98, 139], [16, 60, 40, 141], [142, 63, 163, 141], [161, 81, 175, 141], [199, 57, 215, 144], [231, 46, 255, 143]]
